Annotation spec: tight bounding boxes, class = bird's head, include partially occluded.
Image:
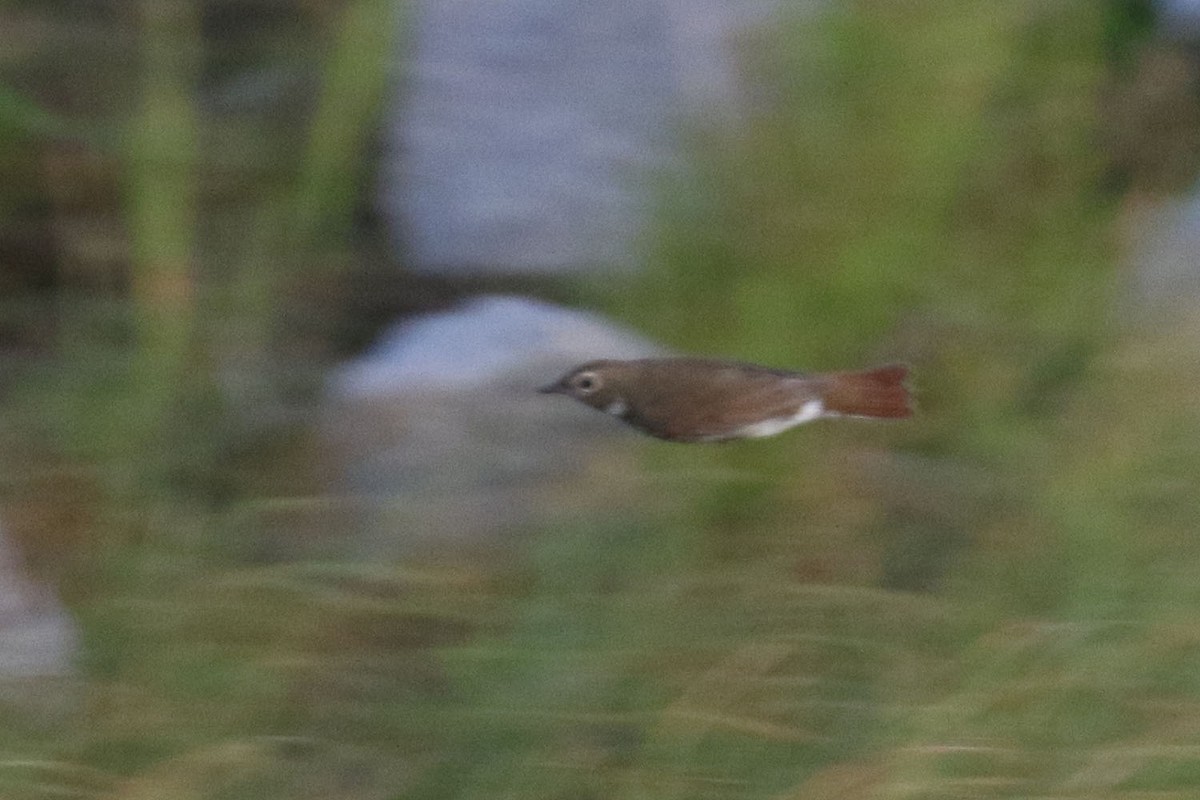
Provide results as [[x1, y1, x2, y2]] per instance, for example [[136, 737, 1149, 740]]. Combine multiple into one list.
[[539, 361, 629, 416]]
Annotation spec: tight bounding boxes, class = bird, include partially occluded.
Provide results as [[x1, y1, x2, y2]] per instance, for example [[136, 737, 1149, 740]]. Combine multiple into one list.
[[539, 358, 911, 443]]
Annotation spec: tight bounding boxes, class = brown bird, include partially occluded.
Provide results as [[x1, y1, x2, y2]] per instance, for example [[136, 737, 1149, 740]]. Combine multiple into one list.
[[539, 358, 911, 442]]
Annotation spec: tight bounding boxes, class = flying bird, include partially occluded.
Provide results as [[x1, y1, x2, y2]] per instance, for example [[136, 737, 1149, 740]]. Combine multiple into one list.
[[540, 358, 911, 443]]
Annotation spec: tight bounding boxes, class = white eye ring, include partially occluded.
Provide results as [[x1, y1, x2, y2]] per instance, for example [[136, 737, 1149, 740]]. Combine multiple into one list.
[[574, 372, 599, 393]]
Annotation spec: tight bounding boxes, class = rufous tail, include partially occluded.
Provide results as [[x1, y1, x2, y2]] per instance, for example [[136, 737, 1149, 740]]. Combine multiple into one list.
[[822, 364, 912, 419]]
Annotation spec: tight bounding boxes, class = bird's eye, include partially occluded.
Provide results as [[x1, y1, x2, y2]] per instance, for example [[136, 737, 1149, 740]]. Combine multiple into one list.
[[574, 373, 598, 393]]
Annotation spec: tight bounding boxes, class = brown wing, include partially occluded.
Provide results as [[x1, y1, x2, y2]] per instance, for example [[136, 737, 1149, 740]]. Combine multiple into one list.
[[632, 360, 820, 442]]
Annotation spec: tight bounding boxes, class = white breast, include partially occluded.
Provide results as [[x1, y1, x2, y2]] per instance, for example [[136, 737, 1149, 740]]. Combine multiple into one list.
[[603, 399, 628, 417], [736, 399, 825, 438]]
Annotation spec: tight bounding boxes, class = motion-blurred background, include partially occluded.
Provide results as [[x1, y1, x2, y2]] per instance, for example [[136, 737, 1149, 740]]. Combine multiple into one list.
[[3, 0, 1200, 797]]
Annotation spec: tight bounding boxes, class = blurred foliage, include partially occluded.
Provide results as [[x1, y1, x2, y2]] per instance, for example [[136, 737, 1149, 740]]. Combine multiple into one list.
[[620, 2, 1116, 364], [3, 0, 1200, 799]]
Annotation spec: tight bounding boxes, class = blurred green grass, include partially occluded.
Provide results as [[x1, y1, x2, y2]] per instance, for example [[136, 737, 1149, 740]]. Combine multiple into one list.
[[4, 0, 1200, 799]]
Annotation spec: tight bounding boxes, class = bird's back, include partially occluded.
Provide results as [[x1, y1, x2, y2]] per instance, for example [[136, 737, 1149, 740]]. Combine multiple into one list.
[[619, 359, 820, 442]]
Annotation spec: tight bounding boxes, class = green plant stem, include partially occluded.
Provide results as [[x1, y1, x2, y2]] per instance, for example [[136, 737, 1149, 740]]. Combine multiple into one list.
[[123, 0, 201, 492]]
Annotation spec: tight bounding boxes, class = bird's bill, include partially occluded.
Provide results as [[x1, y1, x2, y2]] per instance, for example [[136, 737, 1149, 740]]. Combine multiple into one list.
[[538, 381, 567, 395]]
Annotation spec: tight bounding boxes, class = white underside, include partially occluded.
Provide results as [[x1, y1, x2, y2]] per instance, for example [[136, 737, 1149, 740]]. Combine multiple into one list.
[[604, 399, 628, 417], [736, 399, 826, 438]]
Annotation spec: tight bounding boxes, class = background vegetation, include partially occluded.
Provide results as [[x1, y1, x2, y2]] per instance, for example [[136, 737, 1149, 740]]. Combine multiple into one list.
[[4, 0, 1200, 798]]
